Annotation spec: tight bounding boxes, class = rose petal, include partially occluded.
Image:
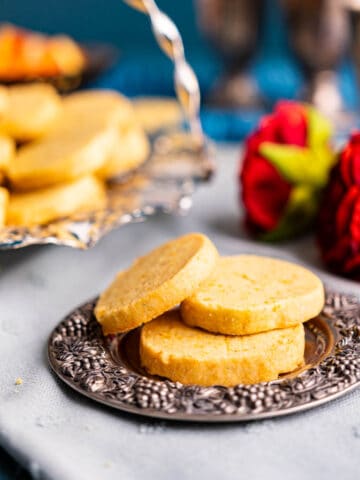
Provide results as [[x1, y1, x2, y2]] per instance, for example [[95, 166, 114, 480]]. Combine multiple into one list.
[[350, 148, 360, 184], [340, 144, 360, 185], [350, 131, 360, 146], [249, 101, 308, 151], [317, 167, 346, 250], [241, 154, 291, 231], [350, 192, 360, 242], [322, 236, 350, 271], [340, 145, 353, 185], [275, 101, 308, 147], [335, 185, 359, 237], [338, 131, 360, 186], [344, 249, 360, 277]]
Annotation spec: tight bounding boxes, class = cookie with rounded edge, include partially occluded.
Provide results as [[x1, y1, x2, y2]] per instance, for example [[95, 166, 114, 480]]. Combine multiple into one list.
[[8, 121, 118, 190], [61, 90, 136, 129], [97, 126, 149, 180], [6, 175, 106, 226], [0, 83, 61, 141], [0, 186, 9, 226], [181, 255, 324, 336], [0, 135, 15, 174], [133, 97, 182, 133], [0, 86, 8, 120], [95, 233, 218, 335], [8, 89, 141, 190], [140, 310, 305, 386]]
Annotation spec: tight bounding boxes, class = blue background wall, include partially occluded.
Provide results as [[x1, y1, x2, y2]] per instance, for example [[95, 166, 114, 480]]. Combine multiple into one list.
[[0, 0, 204, 52], [0, 0, 357, 140], [0, 1, 357, 140]]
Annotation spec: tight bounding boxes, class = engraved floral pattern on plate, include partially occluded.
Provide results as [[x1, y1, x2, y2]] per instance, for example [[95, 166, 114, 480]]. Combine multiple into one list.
[[47, 291, 360, 422]]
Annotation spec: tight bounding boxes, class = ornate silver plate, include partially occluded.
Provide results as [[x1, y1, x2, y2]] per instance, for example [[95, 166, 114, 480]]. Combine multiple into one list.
[[48, 291, 360, 422], [0, 0, 211, 250]]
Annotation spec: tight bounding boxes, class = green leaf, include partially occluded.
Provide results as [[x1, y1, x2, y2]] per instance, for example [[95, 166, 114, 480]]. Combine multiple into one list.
[[305, 104, 333, 151], [259, 142, 329, 187], [260, 185, 319, 242]]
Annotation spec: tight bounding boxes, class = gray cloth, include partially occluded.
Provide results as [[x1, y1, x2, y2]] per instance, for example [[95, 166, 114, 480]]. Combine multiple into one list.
[[0, 145, 359, 480]]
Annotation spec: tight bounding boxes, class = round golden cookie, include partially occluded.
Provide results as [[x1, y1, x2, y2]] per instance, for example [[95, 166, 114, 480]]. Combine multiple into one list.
[[0, 135, 15, 173], [97, 126, 149, 180], [181, 255, 324, 336], [0, 186, 9, 227], [6, 175, 106, 227], [8, 90, 140, 190], [47, 35, 86, 76], [95, 233, 218, 335], [8, 122, 118, 190], [61, 90, 136, 129], [0, 83, 61, 141], [133, 97, 182, 133], [140, 310, 305, 386], [0, 86, 8, 120]]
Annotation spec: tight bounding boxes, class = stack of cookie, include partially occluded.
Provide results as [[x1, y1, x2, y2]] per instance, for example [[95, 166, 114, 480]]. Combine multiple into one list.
[[95, 233, 324, 386], [0, 85, 181, 228]]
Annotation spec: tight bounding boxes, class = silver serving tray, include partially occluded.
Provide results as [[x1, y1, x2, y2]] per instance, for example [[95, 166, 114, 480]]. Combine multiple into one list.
[[0, 133, 214, 249], [48, 290, 360, 422], [0, 0, 211, 250]]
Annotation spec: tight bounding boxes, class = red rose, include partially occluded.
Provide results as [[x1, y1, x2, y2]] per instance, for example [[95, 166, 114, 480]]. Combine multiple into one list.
[[241, 151, 292, 232], [318, 132, 360, 277], [258, 100, 308, 147], [240, 100, 335, 240], [241, 101, 308, 233]]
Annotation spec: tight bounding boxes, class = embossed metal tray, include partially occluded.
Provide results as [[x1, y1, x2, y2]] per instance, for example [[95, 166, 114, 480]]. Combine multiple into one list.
[[0, 133, 213, 249], [48, 291, 360, 422]]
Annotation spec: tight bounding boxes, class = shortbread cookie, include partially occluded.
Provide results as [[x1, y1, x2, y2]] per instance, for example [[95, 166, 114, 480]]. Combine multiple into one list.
[[181, 255, 324, 336], [8, 122, 118, 190], [0, 135, 15, 174], [95, 233, 218, 335], [8, 90, 139, 190], [97, 127, 149, 179], [60, 91, 145, 178], [7, 175, 106, 226], [0, 83, 61, 141], [133, 97, 182, 133], [0, 187, 9, 226], [140, 310, 305, 386], [61, 90, 136, 129], [0, 86, 8, 120]]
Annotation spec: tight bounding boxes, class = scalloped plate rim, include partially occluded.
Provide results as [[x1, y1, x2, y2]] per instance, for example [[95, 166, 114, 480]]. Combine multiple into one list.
[[47, 290, 360, 422]]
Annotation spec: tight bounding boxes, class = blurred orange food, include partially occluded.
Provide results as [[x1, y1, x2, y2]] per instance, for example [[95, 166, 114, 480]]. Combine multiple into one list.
[[0, 24, 86, 80]]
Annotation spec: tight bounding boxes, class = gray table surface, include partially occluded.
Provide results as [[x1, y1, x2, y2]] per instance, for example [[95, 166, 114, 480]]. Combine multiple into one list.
[[0, 145, 359, 480]]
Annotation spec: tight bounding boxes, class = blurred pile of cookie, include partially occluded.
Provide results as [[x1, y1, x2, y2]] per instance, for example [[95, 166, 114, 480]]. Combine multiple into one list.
[[0, 23, 86, 81], [0, 83, 182, 228]]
